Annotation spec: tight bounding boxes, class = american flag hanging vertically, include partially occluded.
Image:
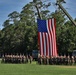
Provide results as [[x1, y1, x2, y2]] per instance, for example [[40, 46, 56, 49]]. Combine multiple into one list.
[[37, 18, 58, 57]]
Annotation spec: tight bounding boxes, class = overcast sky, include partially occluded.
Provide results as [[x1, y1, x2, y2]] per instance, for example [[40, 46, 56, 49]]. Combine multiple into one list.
[[0, 0, 76, 29]]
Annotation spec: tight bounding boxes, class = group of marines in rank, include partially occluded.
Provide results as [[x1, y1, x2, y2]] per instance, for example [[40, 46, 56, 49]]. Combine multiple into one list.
[[1, 54, 33, 64], [37, 54, 76, 65], [1, 53, 76, 65]]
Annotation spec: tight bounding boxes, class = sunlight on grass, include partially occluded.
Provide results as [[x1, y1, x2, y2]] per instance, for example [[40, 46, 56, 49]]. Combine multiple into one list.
[[0, 60, 76, 75]]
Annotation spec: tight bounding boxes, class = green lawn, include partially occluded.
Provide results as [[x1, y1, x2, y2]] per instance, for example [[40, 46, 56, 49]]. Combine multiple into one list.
[[0, 61, 76, 75]]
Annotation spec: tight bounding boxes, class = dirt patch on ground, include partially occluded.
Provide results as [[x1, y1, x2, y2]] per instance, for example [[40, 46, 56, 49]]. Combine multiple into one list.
[[55, 65, 76, 68]]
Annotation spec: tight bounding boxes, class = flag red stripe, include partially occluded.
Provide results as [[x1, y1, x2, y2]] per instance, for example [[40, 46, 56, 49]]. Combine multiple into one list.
[[54, 19, 57, 56], [47, 19, 53, 56], [46, 33, 49, 56], [49, 19, 54, 56], [51, 18, 57, 56]]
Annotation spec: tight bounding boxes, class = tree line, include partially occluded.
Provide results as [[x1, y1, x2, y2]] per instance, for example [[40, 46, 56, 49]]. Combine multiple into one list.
[[0, 0, 76, 56]]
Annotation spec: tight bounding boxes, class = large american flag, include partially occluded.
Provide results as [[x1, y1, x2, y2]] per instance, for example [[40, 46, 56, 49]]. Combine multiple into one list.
[[37, 18, 58, 57]]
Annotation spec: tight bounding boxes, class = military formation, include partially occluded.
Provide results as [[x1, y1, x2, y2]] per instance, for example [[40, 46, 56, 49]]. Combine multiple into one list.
[[1, 54, 33, 64], [1, 54, 76, 65], [37, 55, 76, 65]]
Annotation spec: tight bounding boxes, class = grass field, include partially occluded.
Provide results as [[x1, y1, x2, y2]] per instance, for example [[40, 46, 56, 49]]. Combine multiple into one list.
[[0, 61, 76, 75]]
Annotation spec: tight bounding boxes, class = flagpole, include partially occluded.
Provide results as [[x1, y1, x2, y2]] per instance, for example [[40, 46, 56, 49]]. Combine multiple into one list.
[[56, 0, 76, 26], [33, 0, 42, 19]]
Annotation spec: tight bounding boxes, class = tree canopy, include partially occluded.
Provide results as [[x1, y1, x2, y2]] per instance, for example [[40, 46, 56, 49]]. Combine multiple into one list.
[[0, 0, 76, 55]]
